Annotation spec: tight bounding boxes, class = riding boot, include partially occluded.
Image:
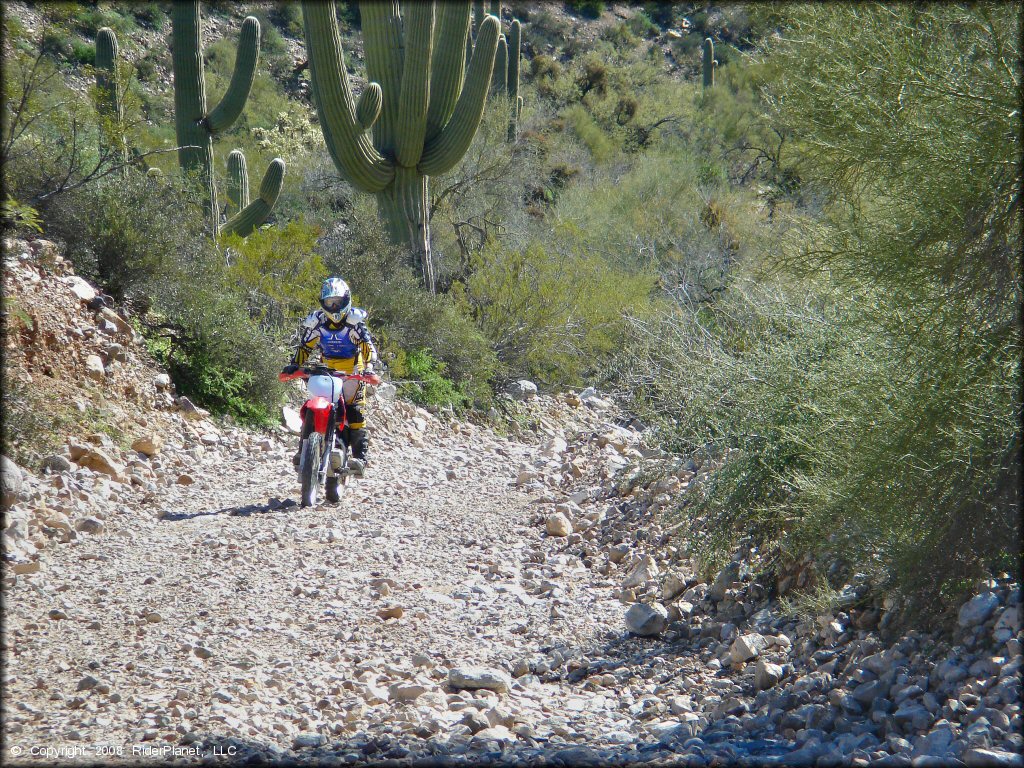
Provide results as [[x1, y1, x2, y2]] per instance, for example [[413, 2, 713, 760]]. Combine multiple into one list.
[[349, 428, 368, 477]]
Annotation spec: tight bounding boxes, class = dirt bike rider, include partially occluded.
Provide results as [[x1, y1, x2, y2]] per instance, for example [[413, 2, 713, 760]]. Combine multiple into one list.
[[281, 277, 379, 477]]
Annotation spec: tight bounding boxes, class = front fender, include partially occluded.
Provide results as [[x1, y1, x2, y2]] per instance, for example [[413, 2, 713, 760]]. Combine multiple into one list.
[[300, 396, 332, 435]]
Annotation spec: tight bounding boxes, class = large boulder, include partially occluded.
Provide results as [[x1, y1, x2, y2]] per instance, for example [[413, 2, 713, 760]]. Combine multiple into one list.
[[504, 380, 538, 401], [622, 555, 659, 589], [131, 435, 164, 457], [1, 456, 25, 508], [74, 448, 126, 482], [754, 660, 784, 690], [62, 275, 96, 303], [709, 561, 742, 601], [730, 633, 768, 663], [448, 667, 512, 693], [545, 511, 572, 537], [958, 591, 1000, 627], [625, 602, 668, 636], [84, 354, 106, 381], [281, 406, 303, 435]]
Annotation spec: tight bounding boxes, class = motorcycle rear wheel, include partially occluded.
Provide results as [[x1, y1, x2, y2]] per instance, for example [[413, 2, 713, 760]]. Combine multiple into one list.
[[300, 432, 323, 507]]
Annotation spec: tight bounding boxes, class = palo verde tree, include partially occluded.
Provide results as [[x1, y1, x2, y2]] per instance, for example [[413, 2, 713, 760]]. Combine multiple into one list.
[[301, 1, 500, 293]]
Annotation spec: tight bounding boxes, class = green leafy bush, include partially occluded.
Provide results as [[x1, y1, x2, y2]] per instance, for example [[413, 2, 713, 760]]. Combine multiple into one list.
[[624, 3, 1021, 618], [403, 350, 472, 411], [41, 173, 287, 425], [566, 0, 604, 20], [71, 40, 95, 66], [458, 236, 657, 387]]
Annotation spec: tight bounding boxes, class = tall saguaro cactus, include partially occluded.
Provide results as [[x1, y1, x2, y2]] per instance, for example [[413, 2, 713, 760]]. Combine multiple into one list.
[[302, 1, 500, 292], [95, 27, 127, 167], [171, 1, 261, 236], [506, 19, 521, 142], [702, 37, 717, 89]]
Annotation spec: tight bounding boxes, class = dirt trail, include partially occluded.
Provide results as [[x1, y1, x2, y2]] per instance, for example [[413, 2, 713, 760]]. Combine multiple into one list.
[[3, 393, 658, 765]]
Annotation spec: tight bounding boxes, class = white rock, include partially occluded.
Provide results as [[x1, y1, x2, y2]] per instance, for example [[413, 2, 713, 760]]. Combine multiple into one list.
[[622, 555, 659, 589], [504, 380, 538, 401], [85, 355, 106, 381], [993, 605, 1020, 642], [63, 276, 96, 303], [1, 455, 24, 508], [545, 512, 572, 537], [625, 602, 668, 636], [448, 667, 512, 693], [282, 407, 303, 435], [153, 373, 172, 389], [388, 682, 428, 702], [730, 633, 768, 663], [754, 660, 784, 690], [542, 436, 568, 457], [75, 517, 105, 535], [131, 435, 164, 456], [959, 591, 1000, 627], [661, 572, 689, 601]]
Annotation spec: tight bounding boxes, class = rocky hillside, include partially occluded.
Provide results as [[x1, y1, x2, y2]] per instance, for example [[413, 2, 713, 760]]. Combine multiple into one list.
[[2, 240, 1021, 766]]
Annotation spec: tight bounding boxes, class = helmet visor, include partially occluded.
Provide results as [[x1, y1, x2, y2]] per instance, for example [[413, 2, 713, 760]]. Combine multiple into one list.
[[322, 296, 347, 313]]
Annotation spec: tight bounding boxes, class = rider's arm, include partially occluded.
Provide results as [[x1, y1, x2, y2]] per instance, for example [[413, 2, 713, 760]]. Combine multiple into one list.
[[356, 324, 379, 372], [290, 313, 321, 366]]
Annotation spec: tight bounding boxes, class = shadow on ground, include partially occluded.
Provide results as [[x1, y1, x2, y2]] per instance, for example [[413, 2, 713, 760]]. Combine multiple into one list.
[[158, 498, 298, 522]]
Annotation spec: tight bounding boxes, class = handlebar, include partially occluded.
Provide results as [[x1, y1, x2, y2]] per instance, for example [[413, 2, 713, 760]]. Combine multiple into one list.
[[278, 365, 381, 386]]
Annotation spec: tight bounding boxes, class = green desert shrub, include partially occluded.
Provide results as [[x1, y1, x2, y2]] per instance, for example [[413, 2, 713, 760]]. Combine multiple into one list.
[[41, 173, 286, 425], [625, 2, 1021, 617], [458, 235, 657, 387]]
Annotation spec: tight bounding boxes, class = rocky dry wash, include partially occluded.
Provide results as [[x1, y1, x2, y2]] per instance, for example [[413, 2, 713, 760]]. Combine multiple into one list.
[[2, 239, 1022, 767]]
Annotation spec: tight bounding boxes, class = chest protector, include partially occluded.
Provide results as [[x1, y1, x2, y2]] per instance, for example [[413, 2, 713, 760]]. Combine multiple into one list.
[[319, 325, 359, 360]]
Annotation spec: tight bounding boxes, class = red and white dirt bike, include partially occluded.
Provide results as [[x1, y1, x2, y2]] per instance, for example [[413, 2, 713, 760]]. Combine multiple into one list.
[[278, 363, 380, 507]]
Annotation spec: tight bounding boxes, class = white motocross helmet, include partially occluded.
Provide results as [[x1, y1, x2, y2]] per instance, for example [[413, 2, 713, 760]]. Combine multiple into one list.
[[320, 277, 352, 323]]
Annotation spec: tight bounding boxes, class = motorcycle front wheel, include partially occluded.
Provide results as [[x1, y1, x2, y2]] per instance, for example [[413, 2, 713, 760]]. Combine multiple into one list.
[[300, 431, 323, 507]]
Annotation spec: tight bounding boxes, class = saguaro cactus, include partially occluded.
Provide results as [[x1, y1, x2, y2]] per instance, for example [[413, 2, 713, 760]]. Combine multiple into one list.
[[222, 156, 286, 238], [171, 1, 261, 236], [702, 37, 717, 89], [95, 27, 128, 169], [302, 1, 500, 293], [506, 19, 521, 141]]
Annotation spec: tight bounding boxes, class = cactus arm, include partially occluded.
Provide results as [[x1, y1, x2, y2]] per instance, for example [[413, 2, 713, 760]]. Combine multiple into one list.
[[226, 149, 249, 217], [206, 16, 261, 133], [473, 0, 484, 34], [492, 35, 508, 93], [426, 1, 470, 143], [222, 158, 286, 238], [395, 2, 434, 168], [419, 14, 499, 176], [506, 18, 520, 141], [361, 1, 404, 158], [356, 83, 383, 130], [301, 1, 394, 192], [506, 19, 520, 98]]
